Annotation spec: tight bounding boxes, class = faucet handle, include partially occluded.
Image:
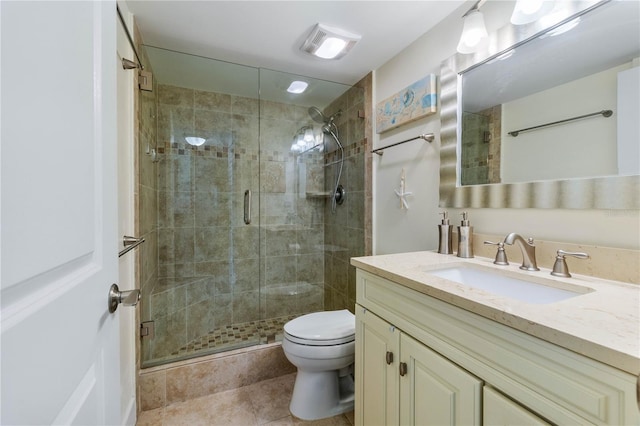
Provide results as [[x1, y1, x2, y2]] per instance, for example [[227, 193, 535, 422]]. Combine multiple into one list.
[[484, 241, 509, 265], [551, 249, 590, 277]]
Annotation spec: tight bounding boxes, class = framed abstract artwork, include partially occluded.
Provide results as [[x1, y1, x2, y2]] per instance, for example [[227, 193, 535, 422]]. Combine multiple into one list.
[[376, 74, 437, 133]]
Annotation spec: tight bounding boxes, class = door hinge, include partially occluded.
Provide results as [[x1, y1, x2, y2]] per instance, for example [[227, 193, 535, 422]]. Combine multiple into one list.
[[138, 70, 153, 92], [140, 321, 155, 339]]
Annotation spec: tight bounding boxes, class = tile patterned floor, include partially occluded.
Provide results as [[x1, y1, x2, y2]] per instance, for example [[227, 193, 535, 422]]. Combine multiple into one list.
[[136, 373, 354, 426]]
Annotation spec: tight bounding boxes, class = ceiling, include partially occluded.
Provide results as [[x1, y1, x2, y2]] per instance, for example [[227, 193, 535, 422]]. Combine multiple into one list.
[[125, 1, 465, 86]]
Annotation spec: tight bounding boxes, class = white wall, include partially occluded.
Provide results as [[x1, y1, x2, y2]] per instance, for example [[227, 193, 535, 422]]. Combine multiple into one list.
[[617, 64, 640, 176], [373, 0, 640, 254], [502, 63, 626, 183], [116, 2, 138, 425]]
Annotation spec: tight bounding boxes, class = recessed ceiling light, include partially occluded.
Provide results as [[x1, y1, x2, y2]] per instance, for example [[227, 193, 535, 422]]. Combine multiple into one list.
[[300, 23, 361, 60], [287, 80, 309, 94], [185, 136, 206, 146]]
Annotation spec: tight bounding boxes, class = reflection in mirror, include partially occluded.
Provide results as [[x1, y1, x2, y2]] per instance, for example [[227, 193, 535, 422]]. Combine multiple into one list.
[[460, 0, 639, 186], [439, 0, 640, 210]]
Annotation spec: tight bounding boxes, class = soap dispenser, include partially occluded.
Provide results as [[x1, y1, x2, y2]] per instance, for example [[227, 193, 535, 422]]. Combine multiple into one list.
[[437, 211, 453, 254], [457, 212, 474, 258]]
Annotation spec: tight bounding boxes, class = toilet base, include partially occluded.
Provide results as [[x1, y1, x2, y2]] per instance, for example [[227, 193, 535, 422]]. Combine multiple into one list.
[[289, 370, 355, 421]]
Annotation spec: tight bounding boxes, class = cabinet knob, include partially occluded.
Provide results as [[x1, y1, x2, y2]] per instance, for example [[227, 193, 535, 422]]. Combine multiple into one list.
[[399, 362, 408, 376], [386, 351, 394, 365]]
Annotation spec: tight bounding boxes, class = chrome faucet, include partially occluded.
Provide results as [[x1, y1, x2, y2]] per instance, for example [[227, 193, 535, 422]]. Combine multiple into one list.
[[504, 233, 539, 271]]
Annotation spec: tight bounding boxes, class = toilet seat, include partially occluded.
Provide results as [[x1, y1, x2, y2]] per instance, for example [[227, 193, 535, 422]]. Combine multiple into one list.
[[284, 310, 355, 346]]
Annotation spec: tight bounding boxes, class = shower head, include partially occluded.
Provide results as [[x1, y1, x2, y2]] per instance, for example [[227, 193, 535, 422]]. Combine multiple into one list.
[[308, 106, 326, 124], [308, 106, 342, 125]]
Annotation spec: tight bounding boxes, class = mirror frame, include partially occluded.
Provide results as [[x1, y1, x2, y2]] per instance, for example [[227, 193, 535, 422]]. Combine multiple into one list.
[[439, 0, 639, 209]]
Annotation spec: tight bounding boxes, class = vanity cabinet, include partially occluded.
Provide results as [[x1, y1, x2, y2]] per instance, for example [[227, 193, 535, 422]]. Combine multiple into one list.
[[354, 269, 640, 426], [483, 386, 550, 425], [355, 308, 482, 425], [355, 305, 399, 425]]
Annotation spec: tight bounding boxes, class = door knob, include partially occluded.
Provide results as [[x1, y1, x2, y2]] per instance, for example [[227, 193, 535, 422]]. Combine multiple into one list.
[[108, 283, 140, 313]]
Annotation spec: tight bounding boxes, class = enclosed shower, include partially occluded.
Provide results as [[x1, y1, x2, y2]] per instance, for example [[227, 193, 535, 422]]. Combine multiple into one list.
[[137, 46, 367, 367]]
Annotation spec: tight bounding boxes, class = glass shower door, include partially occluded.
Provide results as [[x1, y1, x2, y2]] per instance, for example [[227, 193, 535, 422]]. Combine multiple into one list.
[[137, 47, 356, 368], [139, 46, 262, 366]]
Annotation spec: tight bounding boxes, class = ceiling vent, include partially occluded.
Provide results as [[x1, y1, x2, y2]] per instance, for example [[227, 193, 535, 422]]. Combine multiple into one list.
[[300, 23, 361, 60]]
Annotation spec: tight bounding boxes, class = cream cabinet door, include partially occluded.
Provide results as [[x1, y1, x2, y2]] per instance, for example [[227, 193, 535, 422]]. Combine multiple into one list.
[[356, 306, 401, 426], [399, 333, 482, 426], [483, 386, 551, 426]]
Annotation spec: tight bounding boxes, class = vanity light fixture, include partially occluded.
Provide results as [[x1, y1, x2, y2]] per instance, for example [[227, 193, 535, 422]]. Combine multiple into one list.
[[300, 23, 361, 60], [287, 80, 308, 94], [457, 1, 489, 54], [511, 0, 555, 25]]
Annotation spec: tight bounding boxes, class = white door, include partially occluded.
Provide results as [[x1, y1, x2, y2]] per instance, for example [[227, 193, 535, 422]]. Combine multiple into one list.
[[1, 1, 120, 425]]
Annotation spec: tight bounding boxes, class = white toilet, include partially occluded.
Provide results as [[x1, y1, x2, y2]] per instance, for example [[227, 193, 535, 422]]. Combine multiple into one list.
[[282, 309, 355, 421]]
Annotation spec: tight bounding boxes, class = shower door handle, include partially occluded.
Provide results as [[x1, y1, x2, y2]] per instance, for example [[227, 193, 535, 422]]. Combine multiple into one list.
[[244, 190, 251, 225]]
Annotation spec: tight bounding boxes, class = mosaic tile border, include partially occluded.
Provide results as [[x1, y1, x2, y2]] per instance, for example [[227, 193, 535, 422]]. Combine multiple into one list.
[[157, 142, 260, 160], [156, 141, 325, 164], [155, 139, 366, 164], [324, 138, 367, 165], [164, 314, 297, 360]]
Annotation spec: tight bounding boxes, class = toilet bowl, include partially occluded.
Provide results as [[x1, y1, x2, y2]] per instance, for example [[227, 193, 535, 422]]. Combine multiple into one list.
[[282, 309, 355, 421]]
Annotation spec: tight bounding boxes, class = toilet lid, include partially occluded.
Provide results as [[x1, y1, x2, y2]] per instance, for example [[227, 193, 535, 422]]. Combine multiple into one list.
[[284, 309, 355, 342]]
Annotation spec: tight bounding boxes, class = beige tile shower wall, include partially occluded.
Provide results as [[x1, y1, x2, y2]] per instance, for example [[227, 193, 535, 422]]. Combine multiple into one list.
[[359, 73, 374, 258], [259, 100, 325, 319], [486, 105, 501, 184], [152, 84, 263, 360], [324, 81, 368, 313], [456, 232, 640, 284], [149, 84, 327, 362], [461, 112, 490, 185]]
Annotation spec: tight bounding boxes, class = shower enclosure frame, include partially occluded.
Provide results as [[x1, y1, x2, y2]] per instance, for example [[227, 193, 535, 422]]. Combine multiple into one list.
[[136, 46, 367, 369]]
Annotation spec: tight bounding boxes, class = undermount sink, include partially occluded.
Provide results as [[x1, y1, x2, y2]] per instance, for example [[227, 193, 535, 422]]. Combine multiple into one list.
[[427, 265, 592, 304]]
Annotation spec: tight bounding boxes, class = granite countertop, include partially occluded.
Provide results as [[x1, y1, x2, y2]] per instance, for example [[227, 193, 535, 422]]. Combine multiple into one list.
[[351, 251, 640, 375]]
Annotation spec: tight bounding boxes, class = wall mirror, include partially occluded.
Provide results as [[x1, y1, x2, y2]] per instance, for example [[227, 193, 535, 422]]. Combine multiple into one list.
[[440, 0, 639, 209]]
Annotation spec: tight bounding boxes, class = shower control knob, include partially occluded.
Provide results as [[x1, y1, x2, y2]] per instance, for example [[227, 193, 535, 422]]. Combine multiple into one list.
[[334, 185, 346, 205]]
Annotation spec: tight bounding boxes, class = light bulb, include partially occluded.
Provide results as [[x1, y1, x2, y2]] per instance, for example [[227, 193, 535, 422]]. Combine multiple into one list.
[[315, 37, 348, 59], [511, 0, 555, 25], [457, 10, 488, 54]]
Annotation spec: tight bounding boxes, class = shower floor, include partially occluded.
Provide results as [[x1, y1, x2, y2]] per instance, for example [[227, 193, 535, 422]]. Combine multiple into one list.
[[169, 314, 298, 360]]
